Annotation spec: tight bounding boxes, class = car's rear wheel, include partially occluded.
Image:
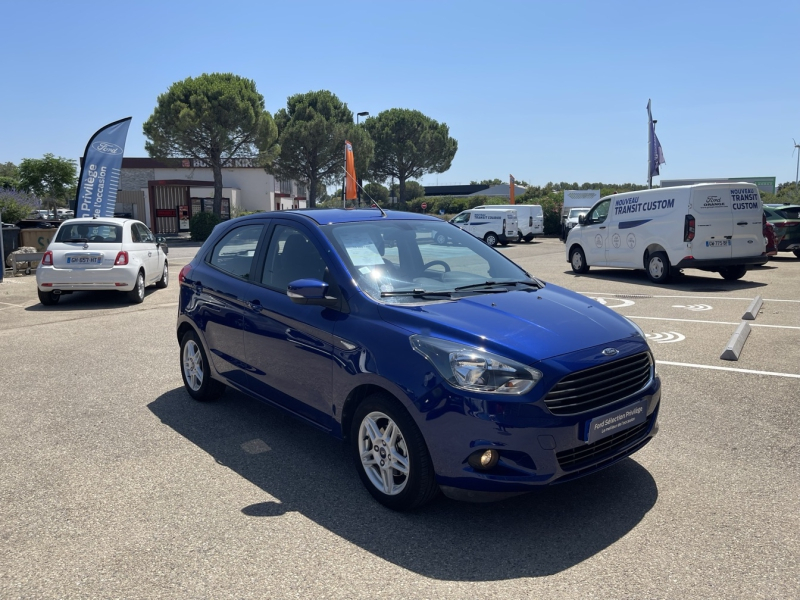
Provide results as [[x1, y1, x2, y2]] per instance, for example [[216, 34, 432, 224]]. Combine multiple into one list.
[[434, 232, 447, 245], [37, 289, 60, 306], [180, 330, 225, 402], [719, 265, 747, 280], [484, 232, 498, 247], [350, 394, 438, 511], [646, 251, 670, 283], [128, 271, 145, 303], [155, 261, 169, 289], [570, 247, 589, 274]]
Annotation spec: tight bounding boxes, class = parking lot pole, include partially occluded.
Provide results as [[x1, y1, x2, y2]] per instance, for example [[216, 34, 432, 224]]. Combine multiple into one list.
[[0, 209, 5, 283]]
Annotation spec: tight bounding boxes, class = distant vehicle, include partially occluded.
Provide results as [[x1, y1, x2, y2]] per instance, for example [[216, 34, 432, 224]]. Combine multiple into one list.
[[36, 217, 170, 305], [564, 208, 590, 238], [447, 208, 518, 247], [31, 210, 53, 219], [763, 205, 800, 258], [763, 217, 778, 257], [473, 204, 543, 242], [566, 183, 767, 282], [56, 209, 74, 219]]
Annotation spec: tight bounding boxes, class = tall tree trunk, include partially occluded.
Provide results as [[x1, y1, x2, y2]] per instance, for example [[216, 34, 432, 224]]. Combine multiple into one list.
[[308, 174, 317, 209], [212, 159, 223, 204], [399, 177, 406, 204]]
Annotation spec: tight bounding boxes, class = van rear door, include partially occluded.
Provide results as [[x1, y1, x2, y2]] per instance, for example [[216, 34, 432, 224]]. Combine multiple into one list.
[[728, 185, 764, 258], [690, 186, 733, 261]]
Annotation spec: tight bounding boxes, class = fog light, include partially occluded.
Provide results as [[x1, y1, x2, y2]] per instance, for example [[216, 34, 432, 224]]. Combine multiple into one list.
[[468, 448, 500, 471]]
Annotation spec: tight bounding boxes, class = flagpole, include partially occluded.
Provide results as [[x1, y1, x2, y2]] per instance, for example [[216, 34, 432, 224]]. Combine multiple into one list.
[[647, 100, 652, 190]]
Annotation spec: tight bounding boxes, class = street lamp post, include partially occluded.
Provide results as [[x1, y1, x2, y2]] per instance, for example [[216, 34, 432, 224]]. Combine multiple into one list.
[[357, 112, 369, 206]]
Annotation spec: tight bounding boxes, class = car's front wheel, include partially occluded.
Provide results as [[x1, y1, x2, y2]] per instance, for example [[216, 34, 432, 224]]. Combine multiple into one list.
[[37, 289, 60, 306], [128, 271, 145, 303], [350, 394, 438, 511], [180, 330, 226, 402], [484, 232, 498, 247], [434, 232, 448, 245], [570, 246, 589, 274], [155, 261, 169, 289]]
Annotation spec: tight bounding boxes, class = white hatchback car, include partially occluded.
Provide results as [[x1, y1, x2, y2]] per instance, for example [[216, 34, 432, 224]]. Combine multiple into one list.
[[36, 217, 169, 305]]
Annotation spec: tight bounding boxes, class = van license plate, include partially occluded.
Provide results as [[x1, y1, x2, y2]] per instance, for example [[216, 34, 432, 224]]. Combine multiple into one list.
[[585, 399, 648, 444], [705, 240, 731, 247]]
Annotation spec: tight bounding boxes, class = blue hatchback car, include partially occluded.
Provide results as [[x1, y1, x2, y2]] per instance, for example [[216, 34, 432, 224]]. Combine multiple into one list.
[[177, 209, 660, 510]]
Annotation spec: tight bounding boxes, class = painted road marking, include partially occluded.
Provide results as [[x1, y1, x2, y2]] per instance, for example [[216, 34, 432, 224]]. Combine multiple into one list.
[[589, 297, 636, 308], [629, 316, 800, 330], [646, 332, 686, 344], [672, 304, 712, 311], [579, 292, 800, 304], [658, 361, 800, 379]]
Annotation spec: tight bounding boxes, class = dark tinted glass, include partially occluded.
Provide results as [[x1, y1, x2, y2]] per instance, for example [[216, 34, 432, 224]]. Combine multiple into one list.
[[208, 224, 264, 279]]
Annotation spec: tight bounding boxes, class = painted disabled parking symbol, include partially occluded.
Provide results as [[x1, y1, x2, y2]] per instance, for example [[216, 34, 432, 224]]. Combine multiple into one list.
[[589, 297, 636, 308], [646, 332, 686, 344]]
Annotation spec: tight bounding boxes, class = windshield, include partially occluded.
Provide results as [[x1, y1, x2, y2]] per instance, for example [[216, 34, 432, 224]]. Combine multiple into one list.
[[569, 209, 588, 219], [55, 222, 122, 243], [323, 219, 533, 304]]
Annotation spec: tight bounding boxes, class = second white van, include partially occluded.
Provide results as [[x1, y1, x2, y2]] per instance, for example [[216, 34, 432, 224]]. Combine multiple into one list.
[[565, 183, 767, 282], [474, 204, 543, 242], [447, 209, 518, 247]]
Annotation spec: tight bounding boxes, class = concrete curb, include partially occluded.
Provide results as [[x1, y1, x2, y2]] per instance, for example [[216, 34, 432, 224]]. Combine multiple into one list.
[[720, 322, 751, 361]]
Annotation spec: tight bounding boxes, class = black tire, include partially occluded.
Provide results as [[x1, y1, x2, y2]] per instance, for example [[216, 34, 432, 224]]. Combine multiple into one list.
[[155, 261, 169, 289], [350, 394, 438, 511], [517, 232, 523, 243], [570, 246, 589, 274], [128, 271, 145, 304], [38, 289, 60, 306], [484, 232, 498, 247], [180, 330, 226, 402], [719, 265, 747, 281], [434, 232, 448, 245], [646, 251, 671, 283], [793, 249, 800, 259]]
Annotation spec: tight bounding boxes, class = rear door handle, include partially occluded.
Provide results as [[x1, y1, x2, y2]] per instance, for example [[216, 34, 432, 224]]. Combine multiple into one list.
[[247, 300, 262, 312], [737, 222, 748, 226]]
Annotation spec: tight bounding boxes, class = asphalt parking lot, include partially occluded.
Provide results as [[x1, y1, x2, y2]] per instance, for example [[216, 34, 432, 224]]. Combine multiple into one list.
[[1, 238, 798, 599]]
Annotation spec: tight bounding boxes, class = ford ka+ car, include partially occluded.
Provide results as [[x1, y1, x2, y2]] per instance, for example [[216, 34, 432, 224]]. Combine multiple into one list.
[[176, 208, 660, 510]]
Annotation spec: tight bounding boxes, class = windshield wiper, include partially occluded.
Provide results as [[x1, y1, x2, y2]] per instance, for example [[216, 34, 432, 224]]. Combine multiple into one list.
[[381, 289, 454, 298], [453, 280, 541, 292], [64, 238, 89, 243]]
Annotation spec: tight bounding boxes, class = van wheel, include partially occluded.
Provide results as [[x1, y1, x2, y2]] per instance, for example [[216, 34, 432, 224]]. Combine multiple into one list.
[[484, 233, 498, 247], [570, 247, 589, 274], [517, 232, 523, 243], [719, 265, 747, 281], [350, 393, 438, 511], [434, 232, 448, 245], [38, 289, 60, 306], [647, 251, 671, 283]]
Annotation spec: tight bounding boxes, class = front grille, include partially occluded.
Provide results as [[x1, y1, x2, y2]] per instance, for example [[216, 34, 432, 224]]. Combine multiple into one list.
[[544, 352, 652, 415], [556, 416, 652, 471]]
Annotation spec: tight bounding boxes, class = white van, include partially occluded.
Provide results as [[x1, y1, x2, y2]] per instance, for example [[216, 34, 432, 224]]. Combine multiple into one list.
[[473, 204, 543, 242], [447, 209, 518, 247], [565, 183, 767, 282]]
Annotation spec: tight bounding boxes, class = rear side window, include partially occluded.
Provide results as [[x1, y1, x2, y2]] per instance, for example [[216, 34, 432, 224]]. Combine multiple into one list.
[[208, 224, 264, 279], [55, 222, 122, 243], [776, 206, 800, 219]]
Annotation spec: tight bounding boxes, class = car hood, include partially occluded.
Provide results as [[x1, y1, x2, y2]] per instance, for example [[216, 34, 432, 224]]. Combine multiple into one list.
[[377, 284, 642, 364]]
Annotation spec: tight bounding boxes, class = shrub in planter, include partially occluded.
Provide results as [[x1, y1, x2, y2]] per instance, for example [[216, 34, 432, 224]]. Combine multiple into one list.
[[190, 211, 222, 241]]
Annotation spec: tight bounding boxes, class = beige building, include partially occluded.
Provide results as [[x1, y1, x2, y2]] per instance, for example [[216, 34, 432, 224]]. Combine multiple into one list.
[[117, 158, 307, 234]]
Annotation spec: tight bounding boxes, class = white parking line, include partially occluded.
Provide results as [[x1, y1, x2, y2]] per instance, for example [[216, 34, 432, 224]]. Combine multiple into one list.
[[627, 315, 800, 330], [658, 361, 800, 379], [579, 292, 800, 304]]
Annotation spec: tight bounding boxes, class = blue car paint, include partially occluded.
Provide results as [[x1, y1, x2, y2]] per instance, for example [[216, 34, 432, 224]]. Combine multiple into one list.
[[178, 209, 660, 501]]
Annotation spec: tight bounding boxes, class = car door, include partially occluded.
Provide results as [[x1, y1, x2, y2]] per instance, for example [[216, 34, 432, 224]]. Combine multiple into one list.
[[194, 222, 266, 386], [729, 187, 764, 259], [130, 222, 159, 282], [582, 199, 611, 265], [690, 186, 733, 261], [242, 221, 338, 430]]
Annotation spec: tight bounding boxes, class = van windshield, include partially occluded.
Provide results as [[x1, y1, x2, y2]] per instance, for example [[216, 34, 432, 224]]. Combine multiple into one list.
[[323, 220, 533, 304]]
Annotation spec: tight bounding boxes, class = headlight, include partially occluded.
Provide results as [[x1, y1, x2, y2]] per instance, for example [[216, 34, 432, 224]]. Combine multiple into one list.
[[410, 335, 542, 395]]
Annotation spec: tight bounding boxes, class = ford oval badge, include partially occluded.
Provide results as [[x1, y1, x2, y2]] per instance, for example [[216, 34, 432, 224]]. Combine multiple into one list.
[[602, 348, 619, 356], [91, 141, 123, 155]]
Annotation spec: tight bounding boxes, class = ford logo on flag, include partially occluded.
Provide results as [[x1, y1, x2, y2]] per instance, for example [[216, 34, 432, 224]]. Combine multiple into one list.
[[91, 141, 123, 155], [602, 348, 619, 356]]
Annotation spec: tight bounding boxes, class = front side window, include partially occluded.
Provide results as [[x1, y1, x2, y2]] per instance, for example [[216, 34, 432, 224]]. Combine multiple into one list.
[[589, 200, 611, 224], [208, 224, 264, 279], [133, 223, 154, 243], [261, 225, 327, 291], [324, 220, 532, 304], [452, 213, 470, 224]]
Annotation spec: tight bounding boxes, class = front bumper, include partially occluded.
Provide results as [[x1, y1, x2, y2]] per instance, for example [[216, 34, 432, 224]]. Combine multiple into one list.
[[36, 265, 138, 292]]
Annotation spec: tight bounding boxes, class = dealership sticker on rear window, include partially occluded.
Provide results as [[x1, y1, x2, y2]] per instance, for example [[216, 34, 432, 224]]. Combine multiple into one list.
[[585, 399, 648, 444]]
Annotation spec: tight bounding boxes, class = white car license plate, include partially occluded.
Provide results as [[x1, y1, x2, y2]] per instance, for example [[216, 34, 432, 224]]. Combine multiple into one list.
[[705, 240, 731, 247], [66, 254, 104, 265]]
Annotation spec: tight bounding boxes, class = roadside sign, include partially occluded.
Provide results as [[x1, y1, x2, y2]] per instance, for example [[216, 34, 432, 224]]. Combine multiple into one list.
[[421, 202, 428, 211]]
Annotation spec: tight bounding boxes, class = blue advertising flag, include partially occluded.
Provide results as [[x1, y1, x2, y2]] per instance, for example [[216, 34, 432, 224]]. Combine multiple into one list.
[[646, 100, 665, 180], [75, 117, 132, 218]]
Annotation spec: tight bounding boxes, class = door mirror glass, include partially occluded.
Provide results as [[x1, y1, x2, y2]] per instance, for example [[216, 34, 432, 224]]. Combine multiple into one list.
[[578, 214, 585, 225], [287, 278, 337, 306]]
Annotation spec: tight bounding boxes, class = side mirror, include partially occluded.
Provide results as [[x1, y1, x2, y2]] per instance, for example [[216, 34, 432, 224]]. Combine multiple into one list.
[[578, 215, 586, 225], [156, 236, 169, 254], [287, 278, 338, 307]]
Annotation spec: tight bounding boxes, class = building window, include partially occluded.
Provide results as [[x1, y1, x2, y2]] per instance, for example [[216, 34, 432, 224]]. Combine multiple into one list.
[[278, 180, 292, 195], [296, 183, 306, 197]]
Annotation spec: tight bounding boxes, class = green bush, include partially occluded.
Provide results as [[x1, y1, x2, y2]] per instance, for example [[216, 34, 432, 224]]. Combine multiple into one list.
[[0, 189, 40, 224], [190, 211, 222, 241]]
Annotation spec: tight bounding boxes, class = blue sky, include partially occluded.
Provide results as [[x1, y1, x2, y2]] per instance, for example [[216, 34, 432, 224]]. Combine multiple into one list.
[[2, 0, 798, 188]]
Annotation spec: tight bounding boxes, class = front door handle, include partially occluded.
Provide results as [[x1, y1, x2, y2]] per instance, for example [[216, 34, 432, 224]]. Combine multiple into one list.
[[247, 300, 262, 312], [599, 226, 606, 229], [737, 222, 748, 226]]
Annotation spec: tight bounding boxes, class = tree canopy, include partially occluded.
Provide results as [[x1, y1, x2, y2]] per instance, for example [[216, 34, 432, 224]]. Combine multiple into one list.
[[365, 109, 457, 202], [268, 90, 373, 208], [18, 154, 76, 211], [143, 73, 278, 204]]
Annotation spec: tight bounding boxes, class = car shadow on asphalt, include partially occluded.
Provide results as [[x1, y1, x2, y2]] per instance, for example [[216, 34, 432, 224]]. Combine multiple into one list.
[[148, 386, 658, 581], [23, 289, 160, 311], [562, 268, 767, 293]]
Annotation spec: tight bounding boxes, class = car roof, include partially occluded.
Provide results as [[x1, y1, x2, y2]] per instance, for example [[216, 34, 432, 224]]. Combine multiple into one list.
[[60, 217, 134, 225], [240, 208, 439, 226]]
